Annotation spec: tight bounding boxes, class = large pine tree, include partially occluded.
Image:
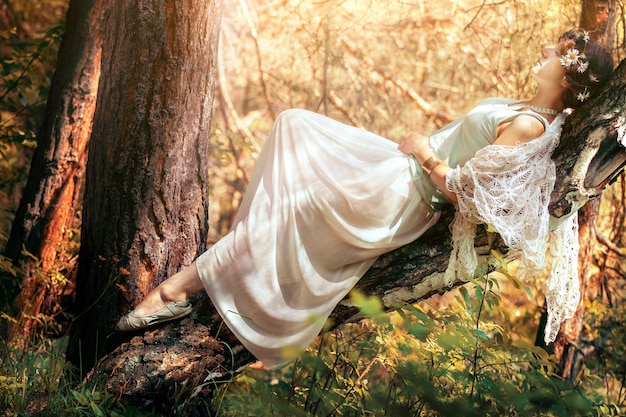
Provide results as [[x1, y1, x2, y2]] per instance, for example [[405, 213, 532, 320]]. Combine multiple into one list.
[[66, 0, 223, 371]]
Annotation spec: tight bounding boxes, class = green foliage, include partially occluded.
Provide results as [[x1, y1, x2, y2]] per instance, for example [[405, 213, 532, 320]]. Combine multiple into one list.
[[213, 266, 609, 417], [0, 1, 67, 250], [0, 229, 80, 338], [0, 24, 63, 143], [581, 300, 626, 413], [0, 338, 66, 414], [49, 376, 150, 417], [0, 253, 21, 337], [0, 337, 78, 416]]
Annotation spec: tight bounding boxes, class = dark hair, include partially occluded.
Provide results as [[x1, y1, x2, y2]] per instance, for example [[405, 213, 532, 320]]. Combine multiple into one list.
[[558, 29, 614, 109]]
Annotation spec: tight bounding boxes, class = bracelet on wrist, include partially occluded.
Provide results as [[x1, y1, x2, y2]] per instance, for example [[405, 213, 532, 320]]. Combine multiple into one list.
[[421, 155, 441, 178]]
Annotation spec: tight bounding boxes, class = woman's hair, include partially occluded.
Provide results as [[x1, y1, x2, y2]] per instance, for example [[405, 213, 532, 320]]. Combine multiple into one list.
[[558, 29, 614, 109]]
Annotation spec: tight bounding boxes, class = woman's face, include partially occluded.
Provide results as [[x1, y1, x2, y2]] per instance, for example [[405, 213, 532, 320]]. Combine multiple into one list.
[[530, 46, 566, 88]]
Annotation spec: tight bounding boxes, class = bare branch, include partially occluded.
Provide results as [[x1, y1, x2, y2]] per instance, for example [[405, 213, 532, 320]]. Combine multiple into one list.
[[596, 230, 626, 258], [340, 38, 453, 125]]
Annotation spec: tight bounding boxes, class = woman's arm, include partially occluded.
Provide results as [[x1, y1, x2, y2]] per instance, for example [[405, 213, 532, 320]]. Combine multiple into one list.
[[398, 114, 545, 204]]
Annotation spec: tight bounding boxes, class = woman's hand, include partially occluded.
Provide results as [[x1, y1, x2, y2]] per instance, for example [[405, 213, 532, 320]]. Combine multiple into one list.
[[398, 132, 430, 163], [399, 131, 458, 203]]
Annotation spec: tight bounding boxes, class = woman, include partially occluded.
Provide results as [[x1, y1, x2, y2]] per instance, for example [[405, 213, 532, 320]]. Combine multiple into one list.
[[117, 30, 614, 369]]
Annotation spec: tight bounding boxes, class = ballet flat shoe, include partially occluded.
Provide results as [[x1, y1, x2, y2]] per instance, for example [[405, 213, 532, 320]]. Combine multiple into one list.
[[116, 300, 192, 332]]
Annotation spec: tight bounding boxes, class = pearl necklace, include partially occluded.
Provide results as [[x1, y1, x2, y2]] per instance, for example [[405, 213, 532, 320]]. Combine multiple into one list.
[[527, 105, 559, 116]]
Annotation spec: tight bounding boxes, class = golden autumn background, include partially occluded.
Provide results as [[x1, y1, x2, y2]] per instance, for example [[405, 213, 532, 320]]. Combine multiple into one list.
[[1, 0, 625, 415]]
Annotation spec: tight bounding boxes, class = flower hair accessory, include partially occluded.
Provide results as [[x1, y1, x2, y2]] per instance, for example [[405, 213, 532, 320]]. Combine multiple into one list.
[[577, 88, 590, 102], [560, 47, 587, 69], [559, 30, 594, 102]]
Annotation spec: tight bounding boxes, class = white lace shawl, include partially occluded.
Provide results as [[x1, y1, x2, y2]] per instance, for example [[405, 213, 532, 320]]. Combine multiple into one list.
[[444, 114, 580, 344]]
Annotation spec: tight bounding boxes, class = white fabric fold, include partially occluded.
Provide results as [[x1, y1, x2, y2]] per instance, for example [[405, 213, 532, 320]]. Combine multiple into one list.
[[196, 109, 441, 368]]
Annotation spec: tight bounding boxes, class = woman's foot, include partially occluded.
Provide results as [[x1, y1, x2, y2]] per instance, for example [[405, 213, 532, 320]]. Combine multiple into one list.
[[116, 261, 205, 331], [116, 300, 192, 331]]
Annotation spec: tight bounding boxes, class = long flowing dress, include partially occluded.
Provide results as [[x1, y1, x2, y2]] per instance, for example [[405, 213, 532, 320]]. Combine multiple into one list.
[[195, 99, 560, 369]]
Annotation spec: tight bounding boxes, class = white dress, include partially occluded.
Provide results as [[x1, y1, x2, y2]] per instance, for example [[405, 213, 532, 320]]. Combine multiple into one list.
[[196, 100, 578, 368], [196, 109, 440, 368]]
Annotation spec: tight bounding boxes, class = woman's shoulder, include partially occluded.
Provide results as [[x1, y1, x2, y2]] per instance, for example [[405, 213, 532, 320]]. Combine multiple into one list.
[[495, 113, 548, 146]]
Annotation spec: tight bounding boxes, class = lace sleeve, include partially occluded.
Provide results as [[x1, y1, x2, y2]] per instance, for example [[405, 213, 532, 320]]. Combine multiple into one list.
[[443, 114, 580, 344]]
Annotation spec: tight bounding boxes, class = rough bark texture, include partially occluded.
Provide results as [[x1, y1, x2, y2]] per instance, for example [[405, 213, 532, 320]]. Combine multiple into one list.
[[67, 0, 222, 372], [549, 59, 626, 219], [3, 0, 101, 342], [95, 296, 251, 415]]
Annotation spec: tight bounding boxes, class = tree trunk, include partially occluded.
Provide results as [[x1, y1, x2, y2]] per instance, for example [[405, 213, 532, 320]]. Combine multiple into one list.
[[3, 0, 102, 343], [66, 0, 222, 373], [580, 0, 617, 48]]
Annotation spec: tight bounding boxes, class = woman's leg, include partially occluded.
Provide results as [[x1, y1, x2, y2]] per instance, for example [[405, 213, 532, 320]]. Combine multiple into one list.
[[130, 261, 205, 317]]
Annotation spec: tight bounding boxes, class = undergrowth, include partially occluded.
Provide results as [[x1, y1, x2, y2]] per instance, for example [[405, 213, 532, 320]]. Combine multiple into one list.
[[212, 251, 621, 417], [0, 335, 152, 416]]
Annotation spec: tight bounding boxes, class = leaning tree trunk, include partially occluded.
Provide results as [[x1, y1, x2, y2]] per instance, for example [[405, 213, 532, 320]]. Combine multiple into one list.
[[66, 0, 222, 372], [3, 0, 101, 344], [90, 59, 626, 415]]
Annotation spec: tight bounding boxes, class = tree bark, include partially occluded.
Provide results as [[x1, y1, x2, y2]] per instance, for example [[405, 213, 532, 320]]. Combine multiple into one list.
[[3, 0, 102, 343], [548, 65, 626, 218], [66, 0, 222, 372], [580, 0, 616, 48]]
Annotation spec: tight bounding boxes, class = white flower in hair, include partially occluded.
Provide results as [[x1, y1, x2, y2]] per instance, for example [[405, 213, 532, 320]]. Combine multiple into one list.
[[577, 88, 590, 102], [577, 61, 589, 73], [582, 31, 590, 42], [560, 49, 581, 67], [589, 74, 599, 83]]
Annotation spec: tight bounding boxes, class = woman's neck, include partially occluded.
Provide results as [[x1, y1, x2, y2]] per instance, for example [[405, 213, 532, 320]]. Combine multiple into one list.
[[527, 86, 565, 114], [525, 99, 562, 114]]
